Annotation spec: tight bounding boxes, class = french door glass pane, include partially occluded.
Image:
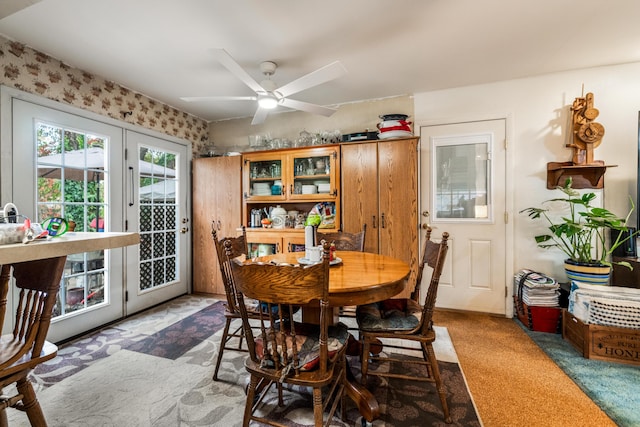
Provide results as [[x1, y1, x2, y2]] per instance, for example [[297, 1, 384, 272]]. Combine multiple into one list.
[[36, 122, 109, 317], [138, 147, 178, 291], [434, 141, 490, 220]]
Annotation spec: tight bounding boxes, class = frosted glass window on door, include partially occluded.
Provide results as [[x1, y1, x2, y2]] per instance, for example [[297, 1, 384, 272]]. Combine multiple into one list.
[[138, 147, 178, 290], [36, 122, 108, 317], [434, 141, 490, 221]]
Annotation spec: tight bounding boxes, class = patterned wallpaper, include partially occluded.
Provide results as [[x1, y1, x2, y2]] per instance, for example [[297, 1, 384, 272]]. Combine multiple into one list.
[[0, 35, 209, 154]]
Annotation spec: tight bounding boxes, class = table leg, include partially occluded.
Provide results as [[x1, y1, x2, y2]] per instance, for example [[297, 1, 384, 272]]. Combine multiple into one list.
[[302, 301, 378, 421], [345, 359, 379, 423], [302, 304, 339, 325]]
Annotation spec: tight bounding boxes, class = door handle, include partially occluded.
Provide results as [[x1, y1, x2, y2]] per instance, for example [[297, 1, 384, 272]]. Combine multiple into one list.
[[180, 227, 189, 234], [422, 210, 431, 229], [128, 166, 135, 207]]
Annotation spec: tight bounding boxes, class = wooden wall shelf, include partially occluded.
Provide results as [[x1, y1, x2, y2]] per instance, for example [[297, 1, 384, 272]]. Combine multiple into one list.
[[546, 161, 617, 189]]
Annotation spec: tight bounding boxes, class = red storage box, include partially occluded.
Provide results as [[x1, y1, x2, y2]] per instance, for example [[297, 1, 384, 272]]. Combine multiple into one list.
[[514, 296, 563, 333]]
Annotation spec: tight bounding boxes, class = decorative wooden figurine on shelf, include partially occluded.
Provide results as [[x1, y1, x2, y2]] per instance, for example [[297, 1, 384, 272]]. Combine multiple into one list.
[[567, 91, 605, 165], [546, 89, 616, 189]]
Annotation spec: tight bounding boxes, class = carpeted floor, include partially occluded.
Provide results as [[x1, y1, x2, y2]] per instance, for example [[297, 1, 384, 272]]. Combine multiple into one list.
[[7, 295, 480, 427], [434, 309, 618, 427], [520, 322, 640, 427]]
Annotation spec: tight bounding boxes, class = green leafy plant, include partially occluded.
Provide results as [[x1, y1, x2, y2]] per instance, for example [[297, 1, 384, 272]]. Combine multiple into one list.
[[520, 178, 638, 268]]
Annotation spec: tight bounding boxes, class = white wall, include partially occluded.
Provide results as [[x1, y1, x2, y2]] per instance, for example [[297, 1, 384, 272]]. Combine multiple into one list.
[[208, 96, 414, 152], [414, 62, 640, 280]]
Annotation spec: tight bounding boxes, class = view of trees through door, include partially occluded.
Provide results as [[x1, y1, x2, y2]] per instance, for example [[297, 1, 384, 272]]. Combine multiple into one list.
[[36, 122, 109, 318]]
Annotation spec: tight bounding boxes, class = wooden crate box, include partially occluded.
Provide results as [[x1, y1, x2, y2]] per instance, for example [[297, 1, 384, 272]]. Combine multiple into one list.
[[562, 309, 640, 366]]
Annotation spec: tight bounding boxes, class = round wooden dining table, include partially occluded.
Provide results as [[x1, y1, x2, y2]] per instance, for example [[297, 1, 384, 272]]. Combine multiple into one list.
[[257, 250, 410, 423], [258, 250, 410, 306]]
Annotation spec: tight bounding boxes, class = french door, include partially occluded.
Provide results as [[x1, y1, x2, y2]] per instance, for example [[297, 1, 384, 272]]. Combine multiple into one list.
[[124, 130, 189, 314], [4, 90, 190, 341], [10, 98, 125, 342]]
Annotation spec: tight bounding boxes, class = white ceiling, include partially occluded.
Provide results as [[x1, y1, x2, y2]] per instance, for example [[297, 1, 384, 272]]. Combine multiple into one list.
[[1, 0, 640, 123]]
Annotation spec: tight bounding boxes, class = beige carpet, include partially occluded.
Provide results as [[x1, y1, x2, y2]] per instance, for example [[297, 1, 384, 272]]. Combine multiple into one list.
[[434, 309, 616, 427]]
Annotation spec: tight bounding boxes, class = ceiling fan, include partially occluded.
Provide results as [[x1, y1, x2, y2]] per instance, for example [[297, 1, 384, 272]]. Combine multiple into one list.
[[181, 49, 347, 125]]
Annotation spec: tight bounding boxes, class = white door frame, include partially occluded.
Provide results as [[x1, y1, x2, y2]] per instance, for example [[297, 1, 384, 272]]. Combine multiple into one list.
[[416, 113, 515, 317]]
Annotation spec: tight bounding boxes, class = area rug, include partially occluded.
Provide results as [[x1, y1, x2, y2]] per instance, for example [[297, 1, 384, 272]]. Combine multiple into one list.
[[202, 351, 481, 427], [8, 297, 480, 426], [518, 321, 640, 427], [125, 300, 227, 359], [29, 300, 227, 389]]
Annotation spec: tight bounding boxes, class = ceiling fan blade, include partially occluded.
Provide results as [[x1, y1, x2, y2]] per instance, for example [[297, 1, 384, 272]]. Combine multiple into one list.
[[276, 61, 347, 98], [180, 95, 257, 102], [251, 107, 270, 125], [280, 98, 337, 117], [211, 48, 265, 94]]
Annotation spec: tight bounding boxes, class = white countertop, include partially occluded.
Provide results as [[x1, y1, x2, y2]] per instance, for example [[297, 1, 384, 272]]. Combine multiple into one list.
[[0, 232, 140, 264]]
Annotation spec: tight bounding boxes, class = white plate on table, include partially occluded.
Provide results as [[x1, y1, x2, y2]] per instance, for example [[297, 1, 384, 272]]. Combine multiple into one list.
[[297, 257, 342, 266]]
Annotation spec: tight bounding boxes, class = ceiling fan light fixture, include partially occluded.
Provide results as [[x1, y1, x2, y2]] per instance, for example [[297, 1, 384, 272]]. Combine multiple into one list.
[[258, 94, 278, 109]]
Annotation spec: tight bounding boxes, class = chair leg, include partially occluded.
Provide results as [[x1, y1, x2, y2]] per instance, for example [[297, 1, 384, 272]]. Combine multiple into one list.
[[16, 378, 47, 427], [423, 342, 452, 424], [244, 374, 259, 427], [213, 318, 233, 380], [312, 387, 323, 427], [277, 382, 284, 407], [339, 358, 347, 421]]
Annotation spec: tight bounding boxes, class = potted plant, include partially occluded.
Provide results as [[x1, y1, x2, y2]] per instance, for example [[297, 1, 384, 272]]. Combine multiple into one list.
[[520, 178, 638, 284]]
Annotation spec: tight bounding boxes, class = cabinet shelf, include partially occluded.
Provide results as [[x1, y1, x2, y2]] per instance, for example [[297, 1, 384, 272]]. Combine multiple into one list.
[[294, 173, 330, 180], [250, 176, 281, 182], [546, 161, 617, 189]]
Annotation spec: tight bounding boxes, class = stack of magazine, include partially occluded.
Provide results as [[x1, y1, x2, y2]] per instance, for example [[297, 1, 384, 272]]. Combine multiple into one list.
[[514, 269, 560, 307]]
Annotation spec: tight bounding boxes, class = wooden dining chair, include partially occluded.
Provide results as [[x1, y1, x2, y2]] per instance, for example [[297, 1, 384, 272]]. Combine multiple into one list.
[[0, 256, 66, 427], [211, 224, 255, 381], [316, 224, 366, 252], [355, 227, 452, 424], [227, 241, 350, 427]]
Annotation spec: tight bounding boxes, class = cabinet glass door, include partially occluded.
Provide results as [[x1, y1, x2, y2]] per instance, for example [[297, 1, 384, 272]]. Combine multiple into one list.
[[245, 155, 285, 200], [289, 150, 335, 199]]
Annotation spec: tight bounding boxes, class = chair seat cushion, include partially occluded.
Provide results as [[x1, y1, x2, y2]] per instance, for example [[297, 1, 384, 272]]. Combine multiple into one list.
[[356, 298, 423, 331], [254, 322, 349, 371]]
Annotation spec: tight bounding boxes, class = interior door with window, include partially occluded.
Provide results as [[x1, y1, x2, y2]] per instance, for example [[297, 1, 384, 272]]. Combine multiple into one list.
[[124, 130, 189, 314], [420, 120, 507, 314], [10, 98, 125, 342]]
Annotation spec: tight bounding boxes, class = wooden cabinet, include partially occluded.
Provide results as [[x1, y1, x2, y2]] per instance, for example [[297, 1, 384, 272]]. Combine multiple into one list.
[[245, 229, 306, 257], [242, 145, 341, 247], [341, 137, 419, 297], [192, 156, 242, 295]]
